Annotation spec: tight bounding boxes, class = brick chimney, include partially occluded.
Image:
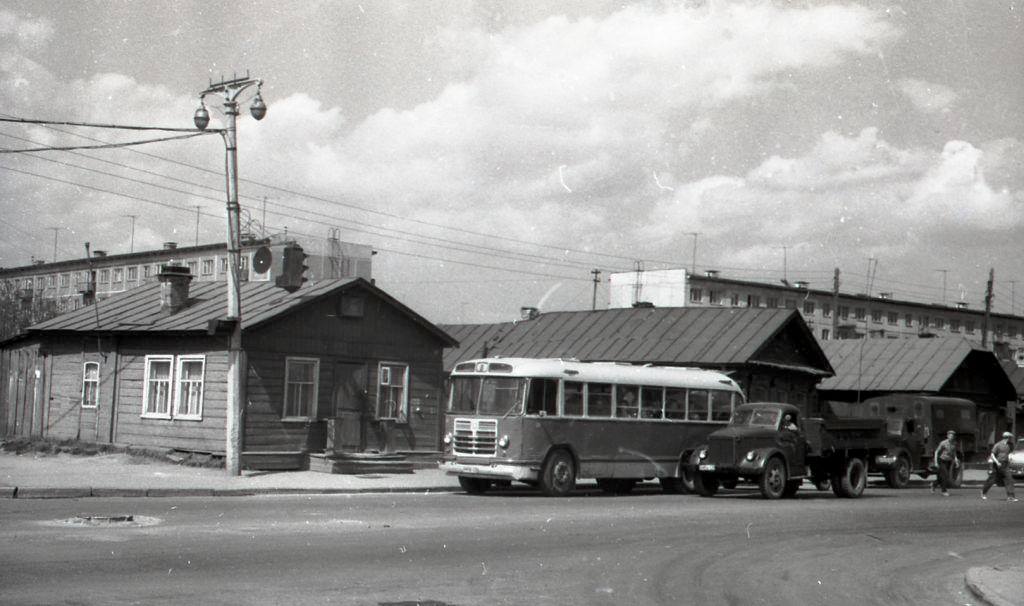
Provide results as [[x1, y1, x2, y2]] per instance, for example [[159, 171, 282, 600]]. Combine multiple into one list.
[[163, 242, 178, 250], [157, 264, 192, 313]]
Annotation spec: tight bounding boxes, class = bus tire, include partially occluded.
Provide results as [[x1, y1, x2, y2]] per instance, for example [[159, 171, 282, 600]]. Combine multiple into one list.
[[833, 457, 867, 498], [884, 456, 911, 489], [758, 456, 788, 499], [458, 476, 490, 494], [539, 449, 576, 497], [693, 472, 719, 497]]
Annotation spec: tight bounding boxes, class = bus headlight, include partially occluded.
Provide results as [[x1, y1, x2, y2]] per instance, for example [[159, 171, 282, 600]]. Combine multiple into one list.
[[498, 435, 510, 448], [745, 450, 756, 462], [698, 448, 708, 460], [443, 433, 452, 445]]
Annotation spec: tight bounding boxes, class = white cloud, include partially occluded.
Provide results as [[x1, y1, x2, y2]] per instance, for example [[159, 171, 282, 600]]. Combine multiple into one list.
[[898, 78, 957, 114]]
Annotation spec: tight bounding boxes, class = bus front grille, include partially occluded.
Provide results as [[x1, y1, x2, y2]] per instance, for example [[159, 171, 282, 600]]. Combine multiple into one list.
[[453, 418, 498, 456]]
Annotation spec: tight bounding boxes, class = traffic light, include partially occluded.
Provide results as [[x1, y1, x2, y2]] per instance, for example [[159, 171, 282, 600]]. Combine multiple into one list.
[[274, 243, 308, 292]]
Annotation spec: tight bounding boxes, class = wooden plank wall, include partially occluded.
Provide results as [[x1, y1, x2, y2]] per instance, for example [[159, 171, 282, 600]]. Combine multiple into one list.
[[243, 287, 448, 453], [0, 342, 45, 438], [112, 335, 229, 454], [39, 337, 117, 443]]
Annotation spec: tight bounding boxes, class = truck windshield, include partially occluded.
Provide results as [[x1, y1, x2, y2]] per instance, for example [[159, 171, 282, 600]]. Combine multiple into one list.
[[730, 408, 780, 427], [448, 376, 526, 415]]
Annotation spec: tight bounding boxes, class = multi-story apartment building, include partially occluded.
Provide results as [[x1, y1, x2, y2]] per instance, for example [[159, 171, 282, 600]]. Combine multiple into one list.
[[609, 269, 1024, 365], [0, 235, 374, 314]]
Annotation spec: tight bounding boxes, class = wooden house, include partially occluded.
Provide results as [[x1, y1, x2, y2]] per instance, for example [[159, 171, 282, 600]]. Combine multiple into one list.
[[441, 306, 835, 416], [0, 267, 456, 470]]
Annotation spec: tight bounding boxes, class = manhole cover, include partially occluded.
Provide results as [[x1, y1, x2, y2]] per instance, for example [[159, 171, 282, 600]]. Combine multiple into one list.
[[42, 514, 162, 528]]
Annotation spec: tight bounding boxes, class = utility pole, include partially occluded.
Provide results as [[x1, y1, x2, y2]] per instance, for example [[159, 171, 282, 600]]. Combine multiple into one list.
[[47, 227, 62, 262], [194, 205, 202, 246], [982, 268, 994, 348], [590, 268, 601, 311], [863, 257, 875, 296], [193, 73, 267, 476], [124, 215, 137, 253], [832, 267, 840, 339], [936, 269, 948, 305], [686, 232, 701, 275]]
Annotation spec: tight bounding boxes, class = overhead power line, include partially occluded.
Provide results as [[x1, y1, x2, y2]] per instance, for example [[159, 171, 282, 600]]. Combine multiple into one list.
[[0, 131, 214, 153], [0, 116, 216, 133]]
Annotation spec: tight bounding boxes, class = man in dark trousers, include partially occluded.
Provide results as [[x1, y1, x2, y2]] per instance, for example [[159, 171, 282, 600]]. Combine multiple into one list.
[[930, 430, 959, 496], [981, 431, 1018, 502]]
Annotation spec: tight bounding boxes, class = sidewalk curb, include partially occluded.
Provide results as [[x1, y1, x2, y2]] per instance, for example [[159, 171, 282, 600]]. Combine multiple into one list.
[[964, 567, 1021, 606], [0, 485, 464, 499]]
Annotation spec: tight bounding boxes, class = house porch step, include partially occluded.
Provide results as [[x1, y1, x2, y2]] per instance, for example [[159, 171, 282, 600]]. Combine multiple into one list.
[[308, 452, 415, 475]]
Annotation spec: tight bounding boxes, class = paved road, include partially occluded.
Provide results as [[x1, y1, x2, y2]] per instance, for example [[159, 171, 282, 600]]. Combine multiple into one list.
[[1, 483, 1020, 605]]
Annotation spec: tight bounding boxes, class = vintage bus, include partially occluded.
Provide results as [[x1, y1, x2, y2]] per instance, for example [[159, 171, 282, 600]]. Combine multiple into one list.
[[439, 357, 746, 496]]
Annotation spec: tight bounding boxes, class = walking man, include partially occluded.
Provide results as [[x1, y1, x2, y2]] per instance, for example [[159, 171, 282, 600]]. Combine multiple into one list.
[[981, 431, 1018, 502], [931, 430, 959, 496]]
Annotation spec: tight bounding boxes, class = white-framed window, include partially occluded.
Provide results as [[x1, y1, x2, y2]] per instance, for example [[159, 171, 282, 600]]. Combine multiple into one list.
[[142, 355, 174, 418], [127, 266, 138, 281], [174, 356, 205, 420], [201, 259, 215, 276], [186, 261, 198, 276], [82, 362, 100, 408], [143, 265, 152, 278], [377, 362, 409, 422], [99, 269, 110, 283], [47, 274, 56, 287], [59, 273, 70, 287], [284, 357, 319, 419]]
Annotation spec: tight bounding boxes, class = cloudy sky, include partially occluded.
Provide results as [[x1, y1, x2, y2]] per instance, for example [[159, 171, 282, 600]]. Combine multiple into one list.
[[0, 1, 1021, 323]]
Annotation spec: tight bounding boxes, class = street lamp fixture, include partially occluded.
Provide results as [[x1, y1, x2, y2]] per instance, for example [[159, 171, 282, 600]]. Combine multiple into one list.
[[193, 73, 266, 477]]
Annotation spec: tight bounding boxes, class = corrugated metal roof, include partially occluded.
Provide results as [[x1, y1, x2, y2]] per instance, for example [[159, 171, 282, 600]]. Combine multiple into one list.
[[441, 306, 832, 375], [25, 278, 457, 346], [817, 337, 980, 392]]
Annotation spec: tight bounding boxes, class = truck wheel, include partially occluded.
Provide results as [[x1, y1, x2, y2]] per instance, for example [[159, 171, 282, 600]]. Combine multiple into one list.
[[758, 456, 788, 499], [833, 457, 867, 498], [949, 464, 964, 488], [693, 472, 719, 497], [782, 479, 802, 498], [539, 449, 576, 497], [884, 456, 911, 489], [458, 476, 490, 494]]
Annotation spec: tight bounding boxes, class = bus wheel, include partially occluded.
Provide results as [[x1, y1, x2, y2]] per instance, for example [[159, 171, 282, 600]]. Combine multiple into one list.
[[659, 477, 684, 494], [458, 476, 490, 494], [884, 456, 911, 489], [758, 456, 788, 499], [693, 472, 719, 497], [540, 450, 576, 497]]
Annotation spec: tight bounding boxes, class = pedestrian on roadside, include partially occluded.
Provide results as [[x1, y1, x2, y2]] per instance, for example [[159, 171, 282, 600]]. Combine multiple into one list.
[[981, 431, 1018, 502], [931, 430, 959, 496]]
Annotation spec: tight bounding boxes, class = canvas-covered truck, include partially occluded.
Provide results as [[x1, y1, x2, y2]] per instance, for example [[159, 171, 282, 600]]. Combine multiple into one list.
[[690, 402, 897, 499], [827, 395, 980, 488]]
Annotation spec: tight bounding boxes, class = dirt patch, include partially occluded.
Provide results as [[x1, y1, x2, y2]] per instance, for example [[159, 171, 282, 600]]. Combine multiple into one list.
[[0, 438, 223, 469]]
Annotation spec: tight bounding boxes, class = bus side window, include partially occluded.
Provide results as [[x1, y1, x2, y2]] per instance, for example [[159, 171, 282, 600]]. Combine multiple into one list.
[[587, 383, 613, 418], [688, 389, 709, 421], [665, 387, 686, 419], [615, 385, 639, 419], [710, 390, 731, 421], [527, 378, 558, 416], [641, 386, 664, 419], [563, 381, 584, 416]]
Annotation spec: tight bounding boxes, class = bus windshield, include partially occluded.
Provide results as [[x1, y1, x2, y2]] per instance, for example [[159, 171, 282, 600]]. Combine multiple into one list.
[[449, 376, 527, 416], [730, 408, 780, 428]]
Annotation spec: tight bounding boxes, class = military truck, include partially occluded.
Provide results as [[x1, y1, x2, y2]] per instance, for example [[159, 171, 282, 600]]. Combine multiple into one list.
[[690, 402, 897, 499], [828, 395, 979, 488]]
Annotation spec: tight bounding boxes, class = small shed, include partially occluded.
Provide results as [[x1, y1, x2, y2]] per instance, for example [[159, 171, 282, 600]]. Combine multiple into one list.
[[0, 270, 456, 470], [818, 337, 1018, 444], [441, 306, 834, 416]]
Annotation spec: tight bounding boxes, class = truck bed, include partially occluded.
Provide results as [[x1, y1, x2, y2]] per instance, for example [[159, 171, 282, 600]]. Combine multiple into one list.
[[803, 417, 891, 455]]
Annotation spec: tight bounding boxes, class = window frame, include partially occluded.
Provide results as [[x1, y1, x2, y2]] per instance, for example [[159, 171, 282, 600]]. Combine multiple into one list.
[[376, 361, 409, 422], [142, 355, 174, 419], [173, 355, 206, 421], [283, 356, 320, 421], [82, 361, 100, 409]]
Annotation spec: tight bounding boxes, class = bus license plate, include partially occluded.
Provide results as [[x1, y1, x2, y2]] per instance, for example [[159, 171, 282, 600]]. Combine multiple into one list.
[[698, 464, 716, 471]]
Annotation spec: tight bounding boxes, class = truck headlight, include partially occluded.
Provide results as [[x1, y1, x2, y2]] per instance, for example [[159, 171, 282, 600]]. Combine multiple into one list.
[[498, 435, 510, 448], [745, 450, 756, 462], [698, 448, 708, 460]]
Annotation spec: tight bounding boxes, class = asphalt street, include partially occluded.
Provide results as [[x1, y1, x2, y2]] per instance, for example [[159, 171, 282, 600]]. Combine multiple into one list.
[[1, 482, 1020, 606]]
